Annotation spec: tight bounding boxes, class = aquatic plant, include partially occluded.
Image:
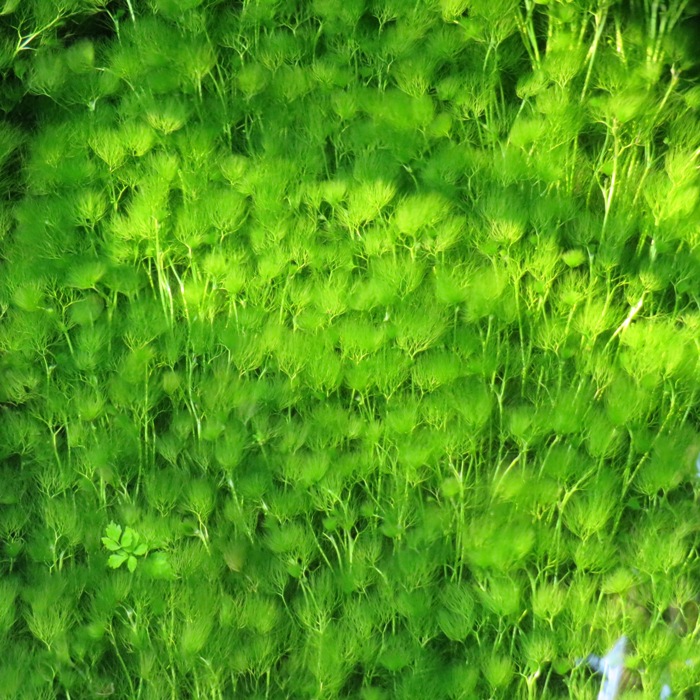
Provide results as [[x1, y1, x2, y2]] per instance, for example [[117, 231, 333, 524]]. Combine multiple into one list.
[[1, 0, 700, 697]]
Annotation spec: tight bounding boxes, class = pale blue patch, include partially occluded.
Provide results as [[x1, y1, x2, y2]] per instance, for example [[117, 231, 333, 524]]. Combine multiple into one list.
[[597, 636, 627, 700], [582, 635, 673, 699], [585, 654, 602, 673]]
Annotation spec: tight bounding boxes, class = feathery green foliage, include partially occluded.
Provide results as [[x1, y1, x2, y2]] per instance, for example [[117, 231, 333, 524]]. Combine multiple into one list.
[[1, 0, 700, 697]]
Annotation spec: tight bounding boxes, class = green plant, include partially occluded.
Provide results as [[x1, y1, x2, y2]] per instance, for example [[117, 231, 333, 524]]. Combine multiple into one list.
[[101, 522, 148, 572], [2, 0, 700, 696]]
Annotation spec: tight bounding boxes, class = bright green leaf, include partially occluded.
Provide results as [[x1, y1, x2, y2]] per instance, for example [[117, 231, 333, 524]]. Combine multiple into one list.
[[105, 522, 122, 543], [101, 537, 122, 552], [120, 527, 135, 550], [108, 552, 128, 569]]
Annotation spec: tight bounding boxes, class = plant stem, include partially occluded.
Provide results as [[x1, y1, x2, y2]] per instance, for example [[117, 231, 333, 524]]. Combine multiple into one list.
[[580, 0, 610, 103]]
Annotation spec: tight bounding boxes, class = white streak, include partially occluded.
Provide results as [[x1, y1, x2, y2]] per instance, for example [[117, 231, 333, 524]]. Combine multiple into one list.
[[597, 636, 627, 700], [611, 297, 644, 340]]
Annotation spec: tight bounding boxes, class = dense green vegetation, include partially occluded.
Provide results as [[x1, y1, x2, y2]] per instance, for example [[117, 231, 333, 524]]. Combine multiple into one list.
[[1, 0, 700, 697]]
